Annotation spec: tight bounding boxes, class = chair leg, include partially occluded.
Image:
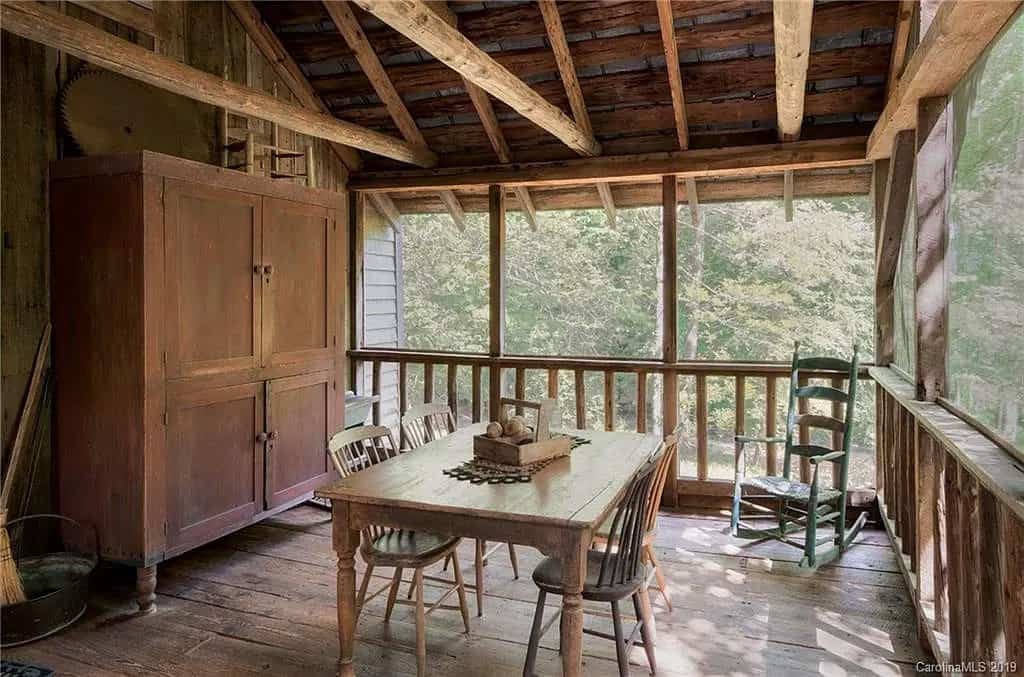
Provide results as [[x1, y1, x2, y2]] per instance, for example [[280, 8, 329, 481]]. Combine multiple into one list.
[[523, 590, 547, 677], [442, 552, 452, 572], [611, 600, 630, 677], [414, 568, 426, 677], [474, 539, 485, 617], [802, 500, 818, 568], [356, 562, 374, 620], [507, 542, 519, 579], [384, 566, 403, 622], [633, 593, 657, 675], [645, 544, 671, 611], [406, 570, 417, 600], [637, 583, 657, 646], [451, 549, 471, 634]]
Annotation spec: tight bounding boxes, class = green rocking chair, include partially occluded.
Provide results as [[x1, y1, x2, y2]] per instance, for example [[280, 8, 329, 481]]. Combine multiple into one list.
[[730, 341, 868, 568]]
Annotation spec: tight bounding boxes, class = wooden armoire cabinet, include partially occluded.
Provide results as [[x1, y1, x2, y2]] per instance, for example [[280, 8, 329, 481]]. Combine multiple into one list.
[[50, 152, 346, 610]]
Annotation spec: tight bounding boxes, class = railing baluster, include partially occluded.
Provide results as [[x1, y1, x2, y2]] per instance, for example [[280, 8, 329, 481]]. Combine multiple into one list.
[[933, 446, 949, 635], [603, 371, 614, 431], [734, 375, 745, 455], [696, 374, 708, 481], [916, 425, 936, 612], [1001, 508, 1023, 666], [488, 365, 501, 422], [798, 374, 810, 483], [515, 366, 525, 414], [977, 486, 1005, 663], [574, 369, 585, 429], [447, 363, 458, 422], [471, 364, 482, 423], [547, 368, 558, 398], [765, 376, 777, 475], [945, 460, 963, 662], [636, 371, 647, 434], [962, 472, 981, 661], [398, 361, 408, 448], [423, 361, 434, 404], [372, 360, 382, 426]]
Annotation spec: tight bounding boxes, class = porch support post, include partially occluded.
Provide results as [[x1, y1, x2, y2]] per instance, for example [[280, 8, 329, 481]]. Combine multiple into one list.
[[348, 191, 365, 396], [661, 176, 679, 507], [488, 185, 506, 421], [913, 96, 949, 402]]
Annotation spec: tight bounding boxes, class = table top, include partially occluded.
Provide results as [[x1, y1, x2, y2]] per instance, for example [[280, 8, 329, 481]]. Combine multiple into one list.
[[316, 425, 662, 529]]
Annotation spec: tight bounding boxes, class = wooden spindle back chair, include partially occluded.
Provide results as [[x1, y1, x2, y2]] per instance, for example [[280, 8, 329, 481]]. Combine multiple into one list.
[[400, 402, 456, 449], [399, 402, 519, 616], [525, 445, 666, 677], [326, 425, 471, 676], [731, 341, 867, 568]]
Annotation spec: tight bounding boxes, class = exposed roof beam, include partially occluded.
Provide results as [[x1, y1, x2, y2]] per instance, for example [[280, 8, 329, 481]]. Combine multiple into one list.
[[684, 177, 700, 227], [431, 2, 538, 230], [369, 192, 403, 232], [3, 1, 436, 167], [226, 0, 361, 171], [537, 0, 616, 227], [323, 1, 461, 225], [348, 136, 870, 192], [656, 0, 690, 150], [353, 0, 601, 157], [867, 0, 1021, 159], [885, 0, 916, 101], [388, 171, 873, 213], [773, 0, 814, 141]]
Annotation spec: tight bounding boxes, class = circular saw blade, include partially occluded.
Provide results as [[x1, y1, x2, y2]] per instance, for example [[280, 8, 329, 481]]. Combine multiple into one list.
[[60, 69, 213, 160]]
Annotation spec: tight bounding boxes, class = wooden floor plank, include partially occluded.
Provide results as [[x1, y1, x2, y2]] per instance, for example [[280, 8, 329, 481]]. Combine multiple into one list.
[[8, 505, 927, 676]]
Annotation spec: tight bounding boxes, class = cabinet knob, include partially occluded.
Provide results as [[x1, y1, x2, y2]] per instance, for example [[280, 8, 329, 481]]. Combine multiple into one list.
[[257, 431, 269, 443], [253, 264, 262, 275], [263, 264, 274, 275], [268, 430, 279, 441]]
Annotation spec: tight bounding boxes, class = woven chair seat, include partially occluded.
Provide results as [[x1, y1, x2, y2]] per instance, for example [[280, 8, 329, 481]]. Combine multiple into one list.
[[743, 475, 842, 503]]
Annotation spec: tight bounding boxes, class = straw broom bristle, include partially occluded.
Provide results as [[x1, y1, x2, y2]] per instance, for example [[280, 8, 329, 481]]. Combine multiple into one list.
[[0, 510, 26, 606]]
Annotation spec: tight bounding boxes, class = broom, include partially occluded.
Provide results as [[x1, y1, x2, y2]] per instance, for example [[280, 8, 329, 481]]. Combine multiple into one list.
[[0, 323, 51, 606]]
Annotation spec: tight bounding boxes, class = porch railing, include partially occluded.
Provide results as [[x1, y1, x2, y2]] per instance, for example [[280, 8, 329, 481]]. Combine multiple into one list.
[[873, 366, 1024, 667], [349, 348, 872, 506]]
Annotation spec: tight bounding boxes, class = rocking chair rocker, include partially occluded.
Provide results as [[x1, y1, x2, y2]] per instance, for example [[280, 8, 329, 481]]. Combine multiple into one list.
[[730, 341, 867, 568]]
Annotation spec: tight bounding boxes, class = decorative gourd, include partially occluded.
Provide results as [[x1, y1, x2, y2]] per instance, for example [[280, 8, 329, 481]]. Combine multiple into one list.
[[485, 421, 503, 438]]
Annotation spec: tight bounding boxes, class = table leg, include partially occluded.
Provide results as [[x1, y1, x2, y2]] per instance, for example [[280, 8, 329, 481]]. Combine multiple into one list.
[[333, 500, 360, 677], [560, 532, 588, 676]]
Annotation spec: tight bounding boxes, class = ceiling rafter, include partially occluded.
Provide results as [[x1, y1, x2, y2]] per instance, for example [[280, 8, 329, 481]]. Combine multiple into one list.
[[323, 0, 464, 227], [773, 0, 815, 142], [537, 0, 616, 227], [656, 0, 690, 151], [353, 0, 602, 157]]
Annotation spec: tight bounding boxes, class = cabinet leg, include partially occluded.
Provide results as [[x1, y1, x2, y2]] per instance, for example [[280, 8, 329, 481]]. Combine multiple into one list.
[[136, 565, 157, 614]]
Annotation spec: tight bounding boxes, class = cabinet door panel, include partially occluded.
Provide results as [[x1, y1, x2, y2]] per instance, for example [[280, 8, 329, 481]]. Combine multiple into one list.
[[265, 371, 335, 508], [167, 383, 263, 549], [165, 179, 261, 378], [262, 198, 334, 367]]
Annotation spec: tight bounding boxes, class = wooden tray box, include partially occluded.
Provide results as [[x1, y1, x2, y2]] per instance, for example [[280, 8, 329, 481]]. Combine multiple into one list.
[[473, 433, 571, 466]]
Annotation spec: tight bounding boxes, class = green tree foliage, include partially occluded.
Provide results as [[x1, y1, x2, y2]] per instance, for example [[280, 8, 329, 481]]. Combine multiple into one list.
[[399, 192, 879, 486]]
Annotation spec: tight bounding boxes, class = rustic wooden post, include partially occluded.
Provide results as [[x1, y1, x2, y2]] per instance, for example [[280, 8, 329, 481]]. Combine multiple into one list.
[[488, 185, 505, 421], [874, 133, 914, 367], [661, 176, 679, 506], [348, 192, 365, 395], [914, 96, 949, 402], [1001, 509, 1024, 667]]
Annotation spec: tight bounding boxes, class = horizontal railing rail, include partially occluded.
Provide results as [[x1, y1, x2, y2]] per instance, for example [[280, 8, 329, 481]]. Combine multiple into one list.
[[349, 348, 874, 506]]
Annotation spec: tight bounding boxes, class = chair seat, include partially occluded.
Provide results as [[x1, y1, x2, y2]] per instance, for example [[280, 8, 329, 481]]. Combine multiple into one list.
[[532, 550, 646, 602], [363, 530, 459, 566], [743, 475, 842, 503]]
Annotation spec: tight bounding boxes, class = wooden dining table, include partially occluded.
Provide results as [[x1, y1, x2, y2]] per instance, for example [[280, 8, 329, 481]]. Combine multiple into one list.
[[315, 423, 662, 676]]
